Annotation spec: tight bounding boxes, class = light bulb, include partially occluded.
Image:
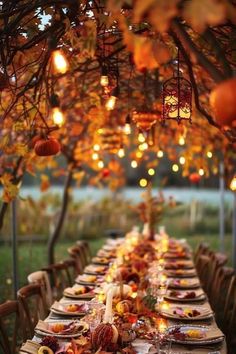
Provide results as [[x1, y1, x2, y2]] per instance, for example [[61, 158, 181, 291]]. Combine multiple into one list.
[[139, 142, 148, 151], [98, 160, 104, 169], [52, 50, 69, 74], [138, 133, 145, 143], [179, 156, 185, 165], [139, 178, 147, 187], [100, 75, 109, 87], [148, 168, 155, 176], [136, 151, 143, 159], [207, 151, 213, 158], [199, 168, 204, 176], [157, 150, 164, 158], [118, 148, 125, 158], [105, 96, 117, 111], [124, 123, 131, 135], [52, 107, 65, 127], [172, 164, 179, 172], [230, 176, 236, 191], [93, 144, 100, 151], [92, 153, 99, 160], [178, 136, 185, 146], [131, 160, 138, 168]]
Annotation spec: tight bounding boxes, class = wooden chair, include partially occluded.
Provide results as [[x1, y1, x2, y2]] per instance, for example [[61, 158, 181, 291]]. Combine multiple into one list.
[[205, 252, 228, 296], [27, 270, 53, 307], [17, 284, 48, 338], [0, 300, 27, 354], [67, 245, 84, 274], [62, 259, 78, 286], [211, 266, 235, 312], [42, 262, 71, 300], [76, 240, 91, 264], [194, 242, 209, 266]]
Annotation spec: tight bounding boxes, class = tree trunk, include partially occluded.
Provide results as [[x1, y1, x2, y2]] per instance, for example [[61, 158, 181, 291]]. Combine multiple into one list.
[[47, 168, 73, 265]]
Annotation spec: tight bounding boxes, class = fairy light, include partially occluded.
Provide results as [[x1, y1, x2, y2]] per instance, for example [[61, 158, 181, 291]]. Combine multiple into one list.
[[118, 148, 125, 158], [207, 151, 213, 158], [179, 156, 186, 165], [52, 107, 65, 127], [139, 178, 148, 187], [136, 151, 143, 159], [138, 132, 145, 143], [199, 168, 204, 176], [131, 160, 138, 168], [148, 168, 155, 176], [157, 150, 164, 158], [124, 114, 131, 135], [97, 128, 103, 134], [100, 66, 109, 87], [172, 164, 179, 172], [93, 144, 100, 151], [230, 176, 236, 191], [98, 160, 104, 169], [92, 153, 99, 160], [178, 136, 185, 146], [52, 50, 69, 74], [105, 86, 119, 111]]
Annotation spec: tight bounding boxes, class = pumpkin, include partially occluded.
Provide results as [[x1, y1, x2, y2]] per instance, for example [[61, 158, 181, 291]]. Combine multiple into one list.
[[28, 135, 41, 149], [210, 78, 236, 127], [34, 137, 61, 156], [189, 173, 200, 184], [116, 300, 131, 315], [91, 323, 118, 350], [102, 168, 110, 178], [37, 346, 53, 354]]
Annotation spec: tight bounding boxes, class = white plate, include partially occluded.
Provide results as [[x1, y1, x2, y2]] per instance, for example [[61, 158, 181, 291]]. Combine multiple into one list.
[[35, 320, 88, 338], [167, 325, 224, 345]]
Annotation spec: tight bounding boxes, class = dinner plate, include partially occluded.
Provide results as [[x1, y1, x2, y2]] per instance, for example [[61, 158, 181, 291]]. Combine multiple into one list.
[[84, 264, 107, 275], [165, 269, 197, 278], [50, 301, 89, 316], [161, 304, 213, 321], [35, 319, 89, 338], [167, 325, 224, 345], [63, 285, 95, 299], [164, 289, 206, 302], [75, 274, 100, 286], [91, 257, 110, 265], [168, 278, 200, 289]]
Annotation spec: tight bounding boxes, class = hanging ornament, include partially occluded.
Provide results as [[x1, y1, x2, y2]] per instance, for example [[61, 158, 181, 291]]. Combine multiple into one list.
[[98, 126, 123, 154], [162, 49, 192, 124]]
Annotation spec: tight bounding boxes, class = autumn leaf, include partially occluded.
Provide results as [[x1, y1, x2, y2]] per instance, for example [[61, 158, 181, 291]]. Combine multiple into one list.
[[73, 171, 85, 186], [132, 0, 157, 22], [182, 0, 227, 33], [148, 0, 179, 32], [0, 173, 20, 203], [40, 174, 50, 192]]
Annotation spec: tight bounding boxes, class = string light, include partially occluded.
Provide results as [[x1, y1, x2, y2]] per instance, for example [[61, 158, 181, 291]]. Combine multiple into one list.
[[52, 107, 65, 127], [172, 164, 179, 172], [230, 175, 236, 191], [131, 160, 138, 168], [139, 142, 148, 151], [92, 153, 99, 160], [93, 144, 100, 151], [199, 168, 204, 176], [100, 66, 109, 87], [118, 148, 125, 158], [124, 114, 131, 135], [136, 151, 143, 159], [105, 86, 119, 111], [207, 151, 213, 158], [178, 136, 185, 146], [157, 150, 164, 158], [179, 156, 185, 165], [98, 160, 104, 169], [139, 178, 147, 187], [138, 132, 145, 143], [52, 49, 69, 74], [148, 168, 155, 176]]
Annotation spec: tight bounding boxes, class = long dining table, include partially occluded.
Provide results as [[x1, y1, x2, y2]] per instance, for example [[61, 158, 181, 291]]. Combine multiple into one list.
[[20, 231, 227, 354]]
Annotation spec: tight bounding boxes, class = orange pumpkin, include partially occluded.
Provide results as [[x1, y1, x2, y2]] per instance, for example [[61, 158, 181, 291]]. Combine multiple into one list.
[[210, 78, 236, 127], [34, 137, 61, 156], [189, 173, 200, 184], [116, 300, 131, 315]]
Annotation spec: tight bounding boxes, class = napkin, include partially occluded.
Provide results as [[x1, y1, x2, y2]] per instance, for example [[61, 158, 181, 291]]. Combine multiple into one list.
[[19, 340, 40, 354], [132, 339, 153, 354]]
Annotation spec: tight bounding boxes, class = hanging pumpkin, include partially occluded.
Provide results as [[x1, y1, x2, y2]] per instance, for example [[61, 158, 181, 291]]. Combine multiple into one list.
[[102, 168, 110, 178], [189, 173, 200, 184], [210, 78, 236, 127], [34, 137, 61, 156]]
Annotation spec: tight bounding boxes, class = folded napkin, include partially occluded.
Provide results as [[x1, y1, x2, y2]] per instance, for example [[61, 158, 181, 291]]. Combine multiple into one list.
[[162, 304, 213, 320], [19, 340, 40, 354], [132, 339, 153, 354]]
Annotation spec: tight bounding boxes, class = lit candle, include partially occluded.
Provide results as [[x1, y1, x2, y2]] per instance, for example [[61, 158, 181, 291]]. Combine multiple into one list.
[[158, 318, 168, 334], [103, 287, 114, 323]]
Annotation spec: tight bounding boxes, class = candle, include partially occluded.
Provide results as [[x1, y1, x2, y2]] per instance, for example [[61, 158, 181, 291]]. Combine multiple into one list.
[[157, 318, 168, 333], [103, 287, 114, 323]]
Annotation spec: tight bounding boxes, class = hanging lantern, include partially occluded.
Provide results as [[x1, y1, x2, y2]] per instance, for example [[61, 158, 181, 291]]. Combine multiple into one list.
[[162, 52, 192, 124], [132, 109, 159, 132]]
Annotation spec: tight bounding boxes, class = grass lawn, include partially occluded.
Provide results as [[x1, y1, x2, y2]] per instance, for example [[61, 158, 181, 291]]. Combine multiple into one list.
[[0, 232, 233, 303]]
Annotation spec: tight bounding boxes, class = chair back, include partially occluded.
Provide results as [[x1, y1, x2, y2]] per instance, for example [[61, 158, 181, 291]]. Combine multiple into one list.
[[27, 270, 53, 307], [17, 284, 48, 338], [42, 262, 71, 300], [76, 240, 91, 264], [62, 259, 78, 285], [0, 300, 26, 354], [67, 246, 84, 274]]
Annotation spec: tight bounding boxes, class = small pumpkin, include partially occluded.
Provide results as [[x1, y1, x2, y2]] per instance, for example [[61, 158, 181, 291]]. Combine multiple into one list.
[[189, 173, 200, 184], [102, 168, 110, 178], [37, 346, 53, 354], [116, 300, 131, 315], [210, 78, 236, 127], [91, 323, 118, 350], [34, 137, 61, 156]]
